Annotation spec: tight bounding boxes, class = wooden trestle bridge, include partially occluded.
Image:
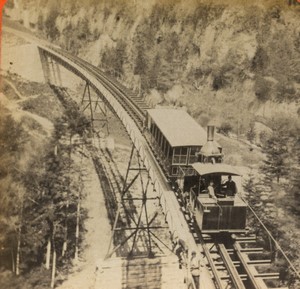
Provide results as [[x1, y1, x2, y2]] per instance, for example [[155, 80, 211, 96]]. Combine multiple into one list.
[[3, 25, 299, 289]]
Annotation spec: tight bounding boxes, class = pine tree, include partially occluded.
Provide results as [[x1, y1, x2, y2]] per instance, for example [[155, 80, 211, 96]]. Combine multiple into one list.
[[261, 120, 290, 183]]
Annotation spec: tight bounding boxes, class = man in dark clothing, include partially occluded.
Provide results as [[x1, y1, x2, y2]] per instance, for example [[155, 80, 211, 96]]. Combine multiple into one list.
[[224, 175, 236, 196], [173, 237, 188, 269]]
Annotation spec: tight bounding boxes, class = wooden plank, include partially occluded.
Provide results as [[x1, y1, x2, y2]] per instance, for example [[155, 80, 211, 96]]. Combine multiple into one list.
[[240, 248, 263, 253], [247, 260, 271, 265]]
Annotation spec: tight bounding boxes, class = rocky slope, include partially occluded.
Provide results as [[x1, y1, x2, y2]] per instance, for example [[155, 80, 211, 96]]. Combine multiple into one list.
[[4, 0, 300, 134], [2, 1, 300, 286]]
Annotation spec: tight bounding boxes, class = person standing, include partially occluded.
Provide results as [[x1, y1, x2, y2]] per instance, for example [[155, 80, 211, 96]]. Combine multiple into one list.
[[190, 251, 201, 289], [208, 181, 217, 200], [224, 175, 236, 196]]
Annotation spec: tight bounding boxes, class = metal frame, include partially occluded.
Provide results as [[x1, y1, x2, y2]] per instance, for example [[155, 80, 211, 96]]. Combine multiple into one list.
[[80, 81, 110, 137], [39, 48, 171, 259], [105, 145, 171, 259]]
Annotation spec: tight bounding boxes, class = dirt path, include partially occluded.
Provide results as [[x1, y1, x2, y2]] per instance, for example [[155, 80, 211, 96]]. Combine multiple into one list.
[[0, 81, 54, 137], [57, 149, 111, 289], [3, 78, 24, 99]]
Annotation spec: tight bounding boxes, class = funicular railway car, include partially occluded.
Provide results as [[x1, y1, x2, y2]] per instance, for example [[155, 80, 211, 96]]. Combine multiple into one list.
[[146, 108, 222, 179], [146, 108, 247, 234]]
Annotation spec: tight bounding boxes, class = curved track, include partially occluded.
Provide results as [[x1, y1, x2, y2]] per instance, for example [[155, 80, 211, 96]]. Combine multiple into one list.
[[3, 25, 297, 289], [43, 47, 293, 289], [38, 46, 296, 289], [46, 47, 147, 129]]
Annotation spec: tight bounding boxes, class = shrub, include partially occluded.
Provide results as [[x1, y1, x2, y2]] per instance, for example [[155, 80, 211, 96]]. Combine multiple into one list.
[[219, 122, 233, 136], [275, 81, 296, 102], [212, 74, 225, 91], [254, 76, 272, 102], [251, 47, 269, 73], [246, 122, 256, 143], [44, 8, 60, 40]]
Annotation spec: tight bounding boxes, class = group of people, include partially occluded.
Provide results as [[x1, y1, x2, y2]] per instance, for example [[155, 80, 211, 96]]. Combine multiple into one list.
[[174, 176, 237, 288], [208, 175, 237, 200], [173, 237, 203, 289]]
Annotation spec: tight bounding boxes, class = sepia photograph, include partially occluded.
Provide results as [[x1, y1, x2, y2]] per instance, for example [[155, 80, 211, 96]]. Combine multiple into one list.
[[0, 0, 299, 288]]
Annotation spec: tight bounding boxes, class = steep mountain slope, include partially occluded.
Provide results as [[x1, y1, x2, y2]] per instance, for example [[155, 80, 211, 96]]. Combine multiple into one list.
[[4, 0, 300, 134]]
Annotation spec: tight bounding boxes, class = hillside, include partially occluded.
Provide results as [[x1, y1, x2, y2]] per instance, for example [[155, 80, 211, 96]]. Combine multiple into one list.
[[1, 1, 300, 287], [4, 0, 300, 134]]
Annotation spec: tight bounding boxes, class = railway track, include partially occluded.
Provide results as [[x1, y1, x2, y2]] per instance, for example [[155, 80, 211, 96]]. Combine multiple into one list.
[[4, 24, 297, 289], [175, 189, 290, 289], [47, 47, 147, 129], [43, 47, 294, 289]]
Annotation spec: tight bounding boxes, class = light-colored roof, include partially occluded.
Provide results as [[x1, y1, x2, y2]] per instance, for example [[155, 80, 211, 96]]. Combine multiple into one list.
[[147, 108, 207, 147], [192, 163, 241, 176]]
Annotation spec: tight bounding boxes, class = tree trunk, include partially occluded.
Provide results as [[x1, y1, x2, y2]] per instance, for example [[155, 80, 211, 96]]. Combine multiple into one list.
[[16, 211, 23, 276], [11, 248, 15, 273], [46, 238, 51, 270], [75, 199, 80, 261], [62, 199, 69, 257], [50, 250, 56, 289], [16, 234, 20, 275], [62, 240, 67, 257], [16, 192, 24, 276], [50, 223, 56, 288]]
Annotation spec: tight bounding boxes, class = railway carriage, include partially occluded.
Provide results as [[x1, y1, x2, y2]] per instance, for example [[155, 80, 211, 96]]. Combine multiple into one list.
[[146, 108, 222, 178]]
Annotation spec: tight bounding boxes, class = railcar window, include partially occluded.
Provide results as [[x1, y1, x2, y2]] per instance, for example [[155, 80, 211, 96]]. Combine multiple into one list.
[[182, 147, 188, 154], [164, 141, 169, 155], [172, 166, 179, 175], [173, 147, 188, 164], [189, 147, 199, 164], [150, 123, 154, 134], [157, 130, 161, 146], [161, 134, 166, 150], [153, 124, 158, 140]]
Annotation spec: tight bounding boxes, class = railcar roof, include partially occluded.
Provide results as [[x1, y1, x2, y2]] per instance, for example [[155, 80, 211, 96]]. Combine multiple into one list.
[[192, 163, 241, 176], [147, 108, 207, 147]]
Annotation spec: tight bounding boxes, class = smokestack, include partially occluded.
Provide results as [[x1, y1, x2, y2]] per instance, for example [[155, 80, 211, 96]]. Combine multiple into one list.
[[200, 125, 222, 162], [207, 125, 215, 141]]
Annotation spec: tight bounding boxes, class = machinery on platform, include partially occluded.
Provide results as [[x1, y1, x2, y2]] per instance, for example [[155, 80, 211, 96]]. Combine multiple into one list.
[[146, 108, 247, 233]]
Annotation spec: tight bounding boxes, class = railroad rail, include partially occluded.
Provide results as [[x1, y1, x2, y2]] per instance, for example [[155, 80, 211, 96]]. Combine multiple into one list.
[[3, 25, 298, 289]]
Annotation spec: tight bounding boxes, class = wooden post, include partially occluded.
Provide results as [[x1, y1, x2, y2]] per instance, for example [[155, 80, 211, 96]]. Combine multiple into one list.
[[38, 48, 51, 84]]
